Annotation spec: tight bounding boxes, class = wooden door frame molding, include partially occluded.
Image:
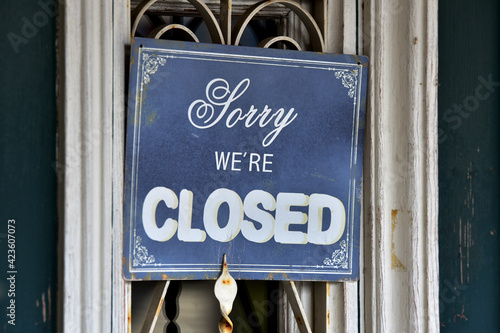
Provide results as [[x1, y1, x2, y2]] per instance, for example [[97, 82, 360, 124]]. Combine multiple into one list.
[[362, 0, 440, 331], [58, 0, 439, 332]]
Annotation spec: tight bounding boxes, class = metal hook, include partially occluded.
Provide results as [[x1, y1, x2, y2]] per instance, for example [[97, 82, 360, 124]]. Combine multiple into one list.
[[214, 254, 238, 332]]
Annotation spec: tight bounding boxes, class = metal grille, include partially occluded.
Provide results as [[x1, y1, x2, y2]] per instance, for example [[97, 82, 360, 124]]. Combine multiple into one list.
[[130, 0, 325, 51]]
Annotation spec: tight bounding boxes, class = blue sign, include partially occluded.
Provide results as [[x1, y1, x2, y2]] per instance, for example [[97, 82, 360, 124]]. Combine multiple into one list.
[[124, 37, 368, 281]]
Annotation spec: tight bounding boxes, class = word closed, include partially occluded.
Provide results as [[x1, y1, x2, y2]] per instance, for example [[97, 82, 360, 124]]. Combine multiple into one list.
[[142, 187, 346, 245]]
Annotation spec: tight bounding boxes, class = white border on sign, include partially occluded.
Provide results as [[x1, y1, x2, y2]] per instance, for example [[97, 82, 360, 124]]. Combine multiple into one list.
[[127, 45, 364, 278]]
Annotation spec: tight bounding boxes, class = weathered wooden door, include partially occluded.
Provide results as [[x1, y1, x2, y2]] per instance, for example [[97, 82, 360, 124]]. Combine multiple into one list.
[[438, 0, 500, 330], [58, 0, 441, 332], [0, 0, 58, 331]]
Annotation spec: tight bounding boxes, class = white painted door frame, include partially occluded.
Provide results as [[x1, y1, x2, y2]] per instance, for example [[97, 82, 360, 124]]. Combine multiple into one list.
[[58, 0, 439, 332], [361, 1, 439, 331]]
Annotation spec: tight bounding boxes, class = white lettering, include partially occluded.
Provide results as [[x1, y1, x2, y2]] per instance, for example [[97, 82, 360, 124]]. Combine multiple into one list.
[[140, 187, 347, 245], [231, 152, 242, 171], [215, 151, 231, 170], [188, 78, 297, 147], [203, 188, 243, 242], [307, 194, 345, 244], [248, 153, 260, 172], [142, 187, 178, 242], [241, 190, 276, 243], [178, 190, 206, 242], [262, 154, 273, 173], [274, 193, 309, 244], [215, 151, 273, 172]]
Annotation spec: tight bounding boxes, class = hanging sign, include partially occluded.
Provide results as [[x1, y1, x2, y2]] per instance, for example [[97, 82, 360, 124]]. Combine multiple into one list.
[[124, 37, 368, 281]]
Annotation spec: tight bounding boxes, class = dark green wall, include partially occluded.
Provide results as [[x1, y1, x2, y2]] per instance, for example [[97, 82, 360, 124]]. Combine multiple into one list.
[[0, 0, 58, 331], [439, 0, 500, 330]]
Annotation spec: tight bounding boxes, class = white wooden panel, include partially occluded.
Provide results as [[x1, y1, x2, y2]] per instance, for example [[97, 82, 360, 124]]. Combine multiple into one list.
[[280, 282, 310, 332], [318, 0, 343, 53], [343, 282, 358, 331], [342, 0, 356, 54], [61, 0, 114, 331], [362, 0, 439, 332], [112, 0, 132, 332], [315, 283, 342, 332], [283, 282, 313, 333], [313, 281, 358, 333]]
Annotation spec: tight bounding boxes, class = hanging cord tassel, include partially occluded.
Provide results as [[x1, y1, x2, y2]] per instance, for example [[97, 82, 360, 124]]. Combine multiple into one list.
[[214, 254, 238, 332]]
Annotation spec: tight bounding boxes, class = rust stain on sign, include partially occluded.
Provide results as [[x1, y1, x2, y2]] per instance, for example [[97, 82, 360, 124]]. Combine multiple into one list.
[[145, 110, 157, 126], [391, 209, 407, 272]]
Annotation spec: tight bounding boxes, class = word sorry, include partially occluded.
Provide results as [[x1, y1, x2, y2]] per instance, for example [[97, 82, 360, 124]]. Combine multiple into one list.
[[188, 78, 298, 147], [142, 187, 345, 245]]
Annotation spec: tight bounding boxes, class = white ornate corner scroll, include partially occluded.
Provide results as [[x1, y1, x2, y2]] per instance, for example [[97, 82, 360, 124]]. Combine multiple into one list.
[[133, 234, 155, 266], [142, 53, 167, 85], [333, 69, 358, 98], [324, 239, 349, 269]]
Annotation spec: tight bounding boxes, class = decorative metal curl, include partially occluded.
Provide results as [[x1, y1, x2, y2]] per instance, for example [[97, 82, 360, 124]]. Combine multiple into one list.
[[258, 36, 302, 50], [148, 24, 200, 42], [131, 0, 325, 52], [232, 0, 325, 52], [132, 0, 224, 44], [214, 254, 237, 333]]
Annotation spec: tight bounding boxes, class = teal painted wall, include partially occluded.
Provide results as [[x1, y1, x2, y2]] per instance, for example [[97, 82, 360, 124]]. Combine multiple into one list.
[[0, 0, 58, 331], [439, 0, 500, 330]]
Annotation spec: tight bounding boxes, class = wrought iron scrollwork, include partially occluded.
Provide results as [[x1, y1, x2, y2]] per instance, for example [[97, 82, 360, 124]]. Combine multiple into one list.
[[131, 0, 325, 52]]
